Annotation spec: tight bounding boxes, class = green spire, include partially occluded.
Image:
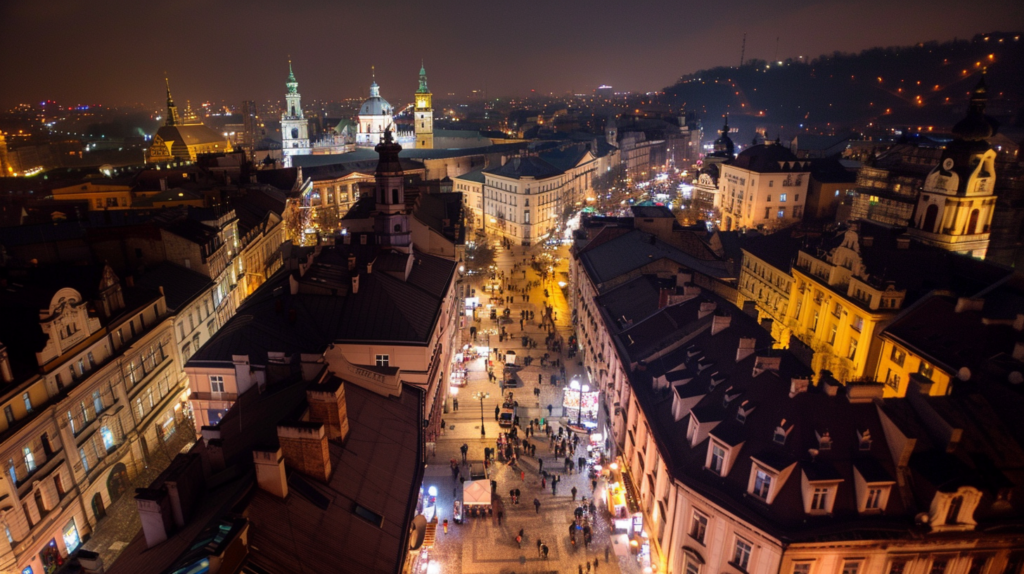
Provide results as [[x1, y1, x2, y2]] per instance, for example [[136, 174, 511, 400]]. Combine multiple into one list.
[[286, 59, 298, 94], [417, 62, 429, 94]]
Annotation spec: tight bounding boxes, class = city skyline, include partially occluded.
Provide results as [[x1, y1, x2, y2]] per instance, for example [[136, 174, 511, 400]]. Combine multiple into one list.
[[1, 0, 1022, 108]]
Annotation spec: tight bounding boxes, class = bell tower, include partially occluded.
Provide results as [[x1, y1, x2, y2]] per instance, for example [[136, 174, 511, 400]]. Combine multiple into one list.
[[373, 127, 411, 247], [281, 60, 310, 165], [414, 63, 434, 149], [908, 77, 998, 259]]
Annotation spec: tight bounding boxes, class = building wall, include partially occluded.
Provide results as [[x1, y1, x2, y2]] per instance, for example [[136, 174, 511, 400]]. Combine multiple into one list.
[[483, 171, 565, 245], [0, 288, 189, 574], [718, 166, 809, 231], [873, 338, 952, 397], [737, 250, 792, 344]]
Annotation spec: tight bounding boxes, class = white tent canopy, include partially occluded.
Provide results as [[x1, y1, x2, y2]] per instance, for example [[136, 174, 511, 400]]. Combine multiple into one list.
[[462, 480, 491, 506]]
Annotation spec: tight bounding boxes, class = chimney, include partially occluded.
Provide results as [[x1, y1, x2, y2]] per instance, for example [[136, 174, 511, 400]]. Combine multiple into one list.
[[736, 337, 757, 362], [307, 378, 351, 442], [351, 274, 360, 294], [159, 178, 167, 191], [657, 288, 671, 309], [253, 446, 288, 498], [819, 370, 841, 396], [0, 341, 13, 383], [862, 236, 874, 247], [752, 355, 782, 376], [741, 300, 758, 318], [846, 382, 885, 403], [366, 260, 374, 274], [954, 297, 984, 313], [711, 314, 731, 336], [135, 488, 173, 548], [277, 422, 331, 482], [789, 378, 810, 397], [760, 317, 774, 334], [698, 301, 717, 319], [200, 426, 226, 474]]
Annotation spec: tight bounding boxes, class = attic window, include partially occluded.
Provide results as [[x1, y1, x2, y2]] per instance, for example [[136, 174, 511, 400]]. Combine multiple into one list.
[[736, 400, 754, 424], [816, 430, 832, 451], [858, 429, 872, 451], [773, 419, 793, 445], [353, 503, 384, 528]]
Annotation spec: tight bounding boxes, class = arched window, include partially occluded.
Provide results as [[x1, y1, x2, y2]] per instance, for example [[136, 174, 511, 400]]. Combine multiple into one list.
[[967, 209, 980, 235], [394, 224, 401, 232], [392, 189, 399, 203], [290, 106, 296, 116], [945, 495, 963, 525], [922, 204, 939, 232], [291, 128, 299, 140]]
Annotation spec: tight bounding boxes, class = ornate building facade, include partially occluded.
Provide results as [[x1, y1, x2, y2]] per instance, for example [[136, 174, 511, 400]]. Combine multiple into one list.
[[146, 79, 232, 164], [413, 64, 434, 149]]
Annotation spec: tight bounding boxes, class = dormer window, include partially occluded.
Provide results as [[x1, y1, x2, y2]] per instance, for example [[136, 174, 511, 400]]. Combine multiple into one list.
[[858, 429, 872, 451], [774, 419, 793, 445], [811, 486, 831, 511], [752, 469, 773, 500], [816, 430, 832, 451], [709, 443, 726, 475], [736, 400, 754, 424]]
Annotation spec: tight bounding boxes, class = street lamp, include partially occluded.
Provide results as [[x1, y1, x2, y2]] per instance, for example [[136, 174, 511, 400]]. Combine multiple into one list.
[[473, 391, 490, 437]]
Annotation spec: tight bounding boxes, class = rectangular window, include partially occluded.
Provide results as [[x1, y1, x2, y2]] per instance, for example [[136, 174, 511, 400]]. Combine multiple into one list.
[[919, 362, 934, 380], [93, 390, 104, 415], [67, 411, 77, 435], [828, 325, 837, 345], [812, 311, 819, 332], [769, 180, 774, 187], [753, 469, 772, 499], [848, 339, 858, 360], [811, 486, 829, 510], [888, 560, 907, 574], [780, 193, 787, 202], [766, 194, 772, 202], [866, 488, 883, 509], [210, 375, 225, 393], [710, 444, 725, 474], [732, 538, 752, 570], [931, 560, 949, 574], [375, 354, 390, 367], [765, 207, 771, 219], [23, 447, 35, 473], [689, 511, 708, 544], [23, 393, 32, 413], [777, 208, 786, 218], [793, 563, 813, 574], [79, 448, 89, 473], [851, 315, 864, 332], [843, 562, 862, 574], [3, 406, 13, 425], [890, 346, 906, 366], [795, 194, 800, 202]]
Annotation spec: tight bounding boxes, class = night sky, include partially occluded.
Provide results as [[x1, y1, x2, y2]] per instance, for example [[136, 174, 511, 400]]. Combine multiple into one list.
[[1, 0, 1022, 109]]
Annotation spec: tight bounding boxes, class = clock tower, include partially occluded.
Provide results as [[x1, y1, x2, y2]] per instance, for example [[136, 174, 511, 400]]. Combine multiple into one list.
[[908, 77, 999, 259], [414, 63, 434, 149], [281, 60, 311, 166]]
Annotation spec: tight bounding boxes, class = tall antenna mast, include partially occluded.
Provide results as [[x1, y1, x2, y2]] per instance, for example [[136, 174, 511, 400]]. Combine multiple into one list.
[[740, 33, 747, 67]]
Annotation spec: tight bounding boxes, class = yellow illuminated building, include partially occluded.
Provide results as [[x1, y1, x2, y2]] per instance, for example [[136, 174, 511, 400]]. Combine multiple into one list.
[[784, 227, 906, 384], [50, 179, 134, 210], [146, 78, 232, 163]]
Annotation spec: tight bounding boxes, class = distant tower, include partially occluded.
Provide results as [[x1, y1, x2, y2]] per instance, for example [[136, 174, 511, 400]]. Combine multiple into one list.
[[280, 60, 311, 165], [0, 132, 9, 176], [908, 77, 999, 259], [373, 127, 411, 248], [164, 77, 181, 127], [605, 115, 618, 147], [414, 62, 434, 149]]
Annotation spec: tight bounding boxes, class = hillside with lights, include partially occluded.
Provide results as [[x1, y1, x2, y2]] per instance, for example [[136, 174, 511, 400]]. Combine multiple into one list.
[[664, 31, 1024, 140]]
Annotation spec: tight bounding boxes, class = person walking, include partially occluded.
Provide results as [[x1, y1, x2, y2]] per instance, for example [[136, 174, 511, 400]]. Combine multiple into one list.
[[460, 444, 468, 463], [537, 538, 543, 556], [514, 488, 521, 504], [591, 478, 598, 491], [571, 486, 578, 501], [494, 405, 500, 420], [453, 398, 459, 411], [538, 458, 544, 472], [521, 469, 526, 481], [594, 557, 600, 571], [542, 544, 549, 559], [534, 498, 541, 513]]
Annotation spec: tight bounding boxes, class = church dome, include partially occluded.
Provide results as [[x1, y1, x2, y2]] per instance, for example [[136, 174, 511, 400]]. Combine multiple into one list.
[[713, 117, 734, 156], [359, 81, 392, 116]]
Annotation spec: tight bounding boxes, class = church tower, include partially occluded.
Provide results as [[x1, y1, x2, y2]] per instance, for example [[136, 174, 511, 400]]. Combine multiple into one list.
[[281, 60, 311, 165], [164, 77, 181, 127], [414, 63, 434, 149], [908, 77, 999, 259], [373, 127, 411, 248]]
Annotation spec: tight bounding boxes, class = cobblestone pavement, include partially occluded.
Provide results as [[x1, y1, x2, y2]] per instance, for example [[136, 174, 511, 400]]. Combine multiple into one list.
[[428, 238, 645, 574], [73, 424, 196, 571]]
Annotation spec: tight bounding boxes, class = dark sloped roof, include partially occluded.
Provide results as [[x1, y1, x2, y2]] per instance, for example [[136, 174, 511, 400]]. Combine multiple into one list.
[[454, 169, 486, 184], [155, 124, 228, 147], [727, 144, 808, 173], [134, 261, 213, 311], [578, 229, 732, 289], [484, 156, 563, 180]]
